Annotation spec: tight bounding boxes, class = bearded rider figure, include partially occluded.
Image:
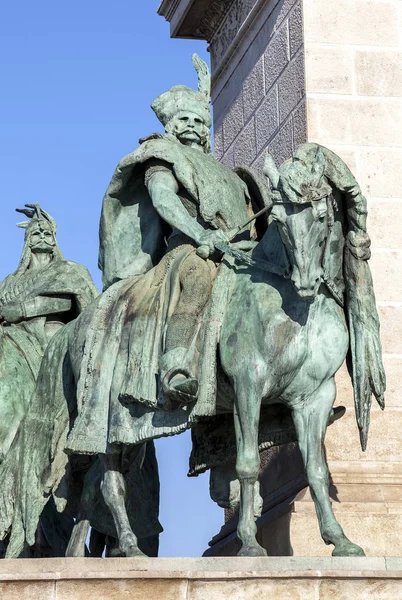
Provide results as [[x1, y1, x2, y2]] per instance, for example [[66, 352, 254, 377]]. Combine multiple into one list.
[[96, 56, 260, 408]]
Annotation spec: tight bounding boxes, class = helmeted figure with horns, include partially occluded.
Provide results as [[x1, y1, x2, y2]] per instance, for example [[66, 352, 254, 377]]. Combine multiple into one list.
[[0, 204, 98, 463], [0, 204, 98, 558]]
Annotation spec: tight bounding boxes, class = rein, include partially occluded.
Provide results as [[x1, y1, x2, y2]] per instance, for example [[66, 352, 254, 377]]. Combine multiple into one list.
[[320, 196, 344, 307], [214, 241, 290, 278]]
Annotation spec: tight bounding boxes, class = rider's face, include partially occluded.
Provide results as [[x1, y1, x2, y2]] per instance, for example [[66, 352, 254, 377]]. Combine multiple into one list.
[[170, 111, 206, 146]]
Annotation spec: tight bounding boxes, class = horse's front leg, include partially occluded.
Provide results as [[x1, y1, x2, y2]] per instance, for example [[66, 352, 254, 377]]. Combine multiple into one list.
[[233, 371, 266, 557], [292, 379, 365, 556], [100, 450, 146, 558]]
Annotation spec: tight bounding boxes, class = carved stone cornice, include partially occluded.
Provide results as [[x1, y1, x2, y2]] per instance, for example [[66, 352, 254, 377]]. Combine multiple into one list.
[[158, 0, 236, 42], [193, 0, 235, 41]]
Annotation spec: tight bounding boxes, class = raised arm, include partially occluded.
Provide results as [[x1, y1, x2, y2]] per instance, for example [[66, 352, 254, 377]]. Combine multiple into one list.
[[146, 169, 206, 244]]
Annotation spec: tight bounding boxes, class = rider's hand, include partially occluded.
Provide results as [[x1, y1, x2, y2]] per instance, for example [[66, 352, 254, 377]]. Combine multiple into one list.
[[197, 229, 229, 254], [0, 302, 25, 324]]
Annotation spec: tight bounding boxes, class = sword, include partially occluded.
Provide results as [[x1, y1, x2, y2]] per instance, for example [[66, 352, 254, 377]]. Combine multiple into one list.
[[213, 240, 289, 277], [197, 203, 272, 260]]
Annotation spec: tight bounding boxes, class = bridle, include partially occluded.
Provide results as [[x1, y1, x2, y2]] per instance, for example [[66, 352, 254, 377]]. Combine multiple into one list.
[[218, 194, 345, 307], [320, 196, 344, 307]]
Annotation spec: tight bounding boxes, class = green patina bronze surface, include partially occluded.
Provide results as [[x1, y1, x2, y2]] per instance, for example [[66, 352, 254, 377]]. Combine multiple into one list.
[[0, 55, 385, 560], [0, 205, 98, 557]]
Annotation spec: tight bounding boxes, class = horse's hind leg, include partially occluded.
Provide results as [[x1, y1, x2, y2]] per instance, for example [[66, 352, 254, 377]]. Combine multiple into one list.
[[292, 379, 365, 556], [66, 464, 98, 557], [100, 450, 146, 558], [233, 372, 267, 557]]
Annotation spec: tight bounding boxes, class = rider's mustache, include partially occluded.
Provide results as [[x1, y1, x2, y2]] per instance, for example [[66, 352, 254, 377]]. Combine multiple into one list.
[[179, 128, 202, 139], [31, 239, 54, 247]]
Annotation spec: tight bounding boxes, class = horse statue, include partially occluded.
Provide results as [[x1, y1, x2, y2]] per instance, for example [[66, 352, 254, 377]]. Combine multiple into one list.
[[0, 142, 385, 559]]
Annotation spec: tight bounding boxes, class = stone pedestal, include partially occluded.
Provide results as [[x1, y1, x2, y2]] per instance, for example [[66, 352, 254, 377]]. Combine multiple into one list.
[[159, 0, 402, 558], [1, 557, 402, 599]]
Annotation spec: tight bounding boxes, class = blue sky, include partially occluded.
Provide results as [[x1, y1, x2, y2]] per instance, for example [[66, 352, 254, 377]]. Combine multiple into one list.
[[0, 1, 224, 557]]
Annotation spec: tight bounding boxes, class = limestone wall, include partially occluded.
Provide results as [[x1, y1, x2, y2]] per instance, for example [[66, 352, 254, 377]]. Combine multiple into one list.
[[207, 0, 402, 557], [297, 0, 402, 556], [211, 0, 307, 170]]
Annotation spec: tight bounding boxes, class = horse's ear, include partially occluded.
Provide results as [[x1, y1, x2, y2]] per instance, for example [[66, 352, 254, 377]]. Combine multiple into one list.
[[263, 152, 280, 189], [310, 147, 326, 187]]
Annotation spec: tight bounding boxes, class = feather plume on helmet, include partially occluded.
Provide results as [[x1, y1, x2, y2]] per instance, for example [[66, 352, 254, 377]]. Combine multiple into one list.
[[151, 54, 212, 128]]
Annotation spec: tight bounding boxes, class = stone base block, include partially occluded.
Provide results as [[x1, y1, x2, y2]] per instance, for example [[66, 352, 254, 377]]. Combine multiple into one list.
[[1, 557, 402, 600]]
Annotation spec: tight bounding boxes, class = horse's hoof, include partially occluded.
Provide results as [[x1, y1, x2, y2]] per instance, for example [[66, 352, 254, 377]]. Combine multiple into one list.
[[120, 533, 146, 558], [237, 544, 267, 557], [66, 549, 86, 558], [125, 546, 147, 558], [332, 542, 365, 557]]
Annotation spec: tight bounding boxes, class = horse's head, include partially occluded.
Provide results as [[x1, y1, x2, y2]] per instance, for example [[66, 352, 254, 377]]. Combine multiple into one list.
[[265, 149, 332, 301], [271, 194, 329, 300]]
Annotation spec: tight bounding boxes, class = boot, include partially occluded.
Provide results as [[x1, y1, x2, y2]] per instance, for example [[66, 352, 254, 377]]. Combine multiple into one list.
[[159, 347, 198, 408]]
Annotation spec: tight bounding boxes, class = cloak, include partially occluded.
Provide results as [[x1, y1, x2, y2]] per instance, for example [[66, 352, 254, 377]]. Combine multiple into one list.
[[0, 259, 99, 557], [0, 259, 98, 462], [0, 141, 270, 555]]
